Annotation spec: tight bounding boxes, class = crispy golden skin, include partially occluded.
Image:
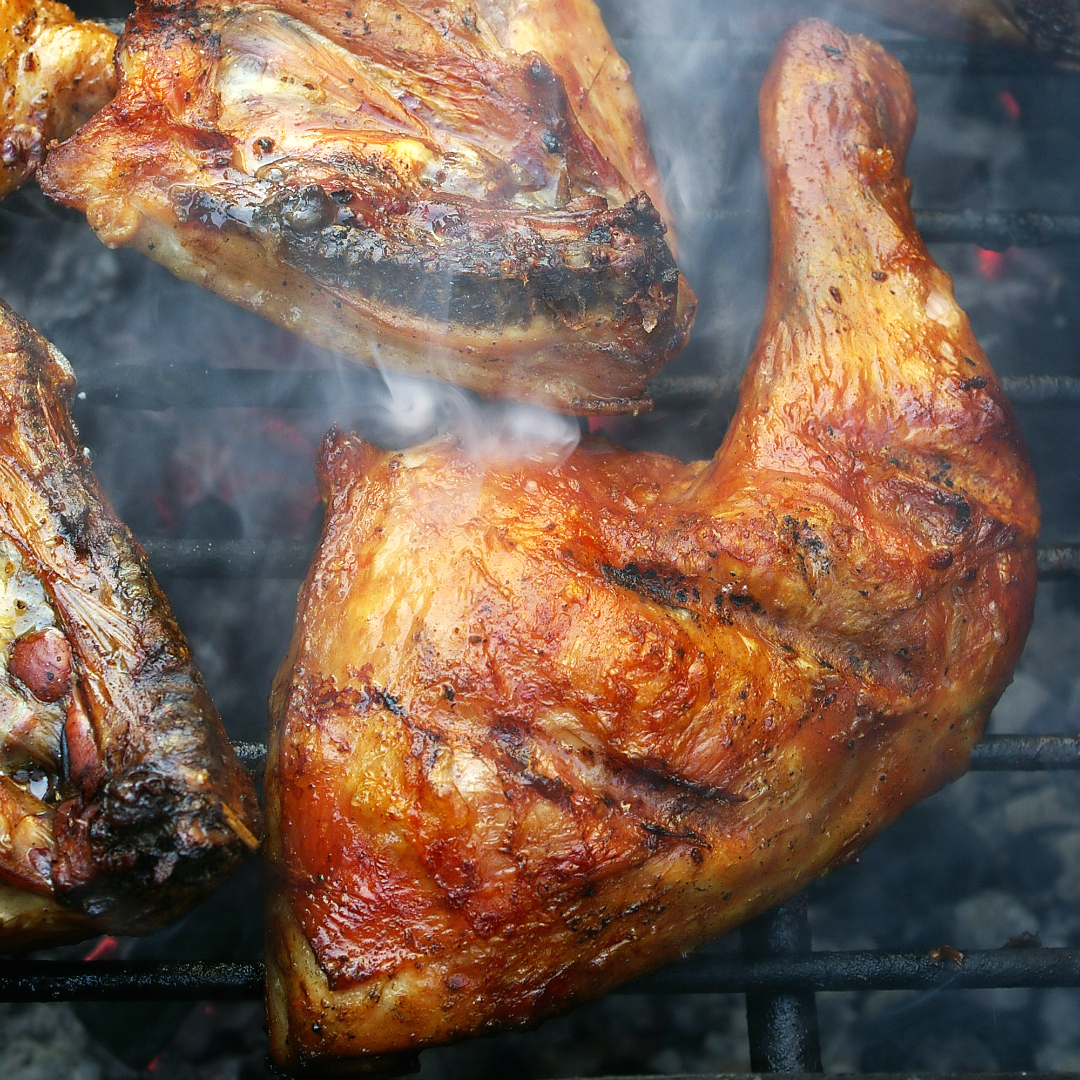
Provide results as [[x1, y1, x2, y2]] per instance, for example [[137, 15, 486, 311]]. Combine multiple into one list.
[[0, 299, 261, 950], [0, 0, 115, 200], [37, 0, 695, 414], [474, 0, 675, 244], [845, 0, 1080, 65], [264, 20, 1039, 1074]]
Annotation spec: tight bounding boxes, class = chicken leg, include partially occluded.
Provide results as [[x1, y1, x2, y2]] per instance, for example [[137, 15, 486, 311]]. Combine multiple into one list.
[[264, 19, 1038, 1074]]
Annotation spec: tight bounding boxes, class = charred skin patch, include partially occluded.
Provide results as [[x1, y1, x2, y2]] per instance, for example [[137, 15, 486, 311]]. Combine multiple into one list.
[[601, 560, 700, 609], [174, 185, 680, 336], [783, 515, 832, 580]]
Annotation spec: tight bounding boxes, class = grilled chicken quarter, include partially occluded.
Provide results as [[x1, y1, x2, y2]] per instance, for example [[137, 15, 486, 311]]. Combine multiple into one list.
[[22, 0, 695, 414], [264, 20, 1039, 1075], [0, 299, 261, 950]]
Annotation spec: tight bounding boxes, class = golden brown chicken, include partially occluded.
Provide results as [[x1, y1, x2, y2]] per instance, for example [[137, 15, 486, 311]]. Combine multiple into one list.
[[30, 0, 694, 414], [264, 19, 1039, 1074], [0, 0, 116, 200], [0, 299, 260, 951], [844, 0, 1080, 66]]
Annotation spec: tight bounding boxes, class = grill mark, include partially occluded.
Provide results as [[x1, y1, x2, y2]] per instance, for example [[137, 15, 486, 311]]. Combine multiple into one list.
[[638, 821, 712, 848], [716, 590, 763, 618], [302, 673, 409, 721], [491, 720, 573, 806], [609, 755, 745, 806]]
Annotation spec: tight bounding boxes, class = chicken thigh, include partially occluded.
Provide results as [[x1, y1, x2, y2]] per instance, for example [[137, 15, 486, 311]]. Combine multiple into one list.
[[264, 19, 1038, 1074]]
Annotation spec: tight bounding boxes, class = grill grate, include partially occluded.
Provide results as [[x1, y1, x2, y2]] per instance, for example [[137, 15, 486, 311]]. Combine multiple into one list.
[[3, 945, 1079, 1003], [4, 14, 1079, 1078], [37, 139, 1080, 1080]]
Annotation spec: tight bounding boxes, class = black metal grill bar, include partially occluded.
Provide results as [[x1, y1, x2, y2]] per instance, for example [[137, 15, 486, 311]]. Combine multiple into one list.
[[75, 367, 363, 412], [137, 537, 1080, 581], [141, 539, 310, 579], [970, 734, 1080, 769], [1036, 545, 1080, 578], [683, 209, 1080, 249], [649, 374, 1080, 407], [630, 946, 1080, 995], [226, 736, 1080, 776], [6, 947, 1078, 1002], [76, 368, 1080, 414], [916, 210, 1080, 247], [742, 897, 822, 1072], [0, 961, 262, 1002]]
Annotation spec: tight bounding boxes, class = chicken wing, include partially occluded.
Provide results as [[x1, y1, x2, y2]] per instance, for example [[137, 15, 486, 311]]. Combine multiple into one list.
[[264, 19, 1039, 1073], [35, 0, 694, 414], [0, 299, 260, 950], [0, 0, 116, 200]]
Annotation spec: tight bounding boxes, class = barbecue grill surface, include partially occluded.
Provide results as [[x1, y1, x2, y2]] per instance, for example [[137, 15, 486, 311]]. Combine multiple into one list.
[[1, 0, 1080, 1075]]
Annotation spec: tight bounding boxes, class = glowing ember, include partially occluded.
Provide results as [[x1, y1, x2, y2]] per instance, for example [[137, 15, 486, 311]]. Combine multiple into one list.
[[998, 89, 1022, 123], [81, 935, 119, 961], [977, 247, 1007, 281], [586, 416, 620, 435]]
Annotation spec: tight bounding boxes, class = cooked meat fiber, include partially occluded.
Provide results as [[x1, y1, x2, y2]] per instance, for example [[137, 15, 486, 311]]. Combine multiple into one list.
[[0, 0, 116, 200], [35, 0, 696, 414], [844, 0, 1080, 66], [264, 19, 1039, 1074], [0, 300, 260, 951]]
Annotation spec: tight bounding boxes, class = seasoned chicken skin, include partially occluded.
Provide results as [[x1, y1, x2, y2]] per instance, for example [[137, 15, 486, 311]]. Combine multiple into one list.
[[0, 299, 260, 950], [36, 0, 695, 414], [844, 0, 1080, 66], [0, 0, 116, 200], [264, 20, 1038, 1073]]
